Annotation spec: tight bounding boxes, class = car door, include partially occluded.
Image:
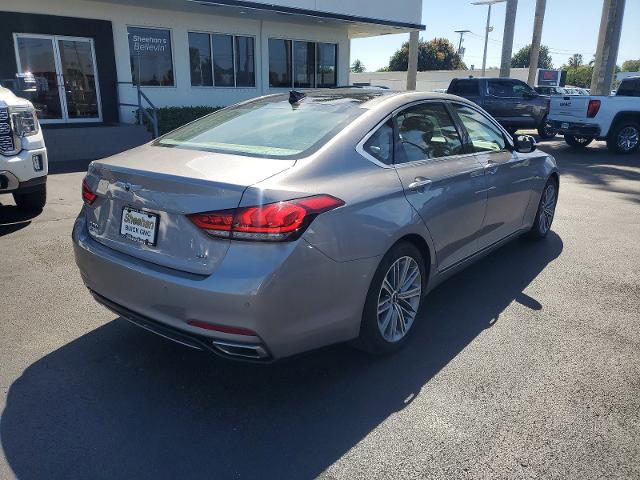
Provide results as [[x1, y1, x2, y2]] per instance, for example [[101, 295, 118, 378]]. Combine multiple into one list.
[[392, 101, 487, 271], [451, 103, 535, 249], [485, 79, 536, 128]]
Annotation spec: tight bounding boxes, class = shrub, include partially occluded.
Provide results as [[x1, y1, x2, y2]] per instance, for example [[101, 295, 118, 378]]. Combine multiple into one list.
[[142, 106, 222, 136]]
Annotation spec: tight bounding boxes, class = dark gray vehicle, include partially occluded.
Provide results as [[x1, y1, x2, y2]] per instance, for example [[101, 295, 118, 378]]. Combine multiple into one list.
[[448, 77, 557, 139], [73, 90, 559, 362]]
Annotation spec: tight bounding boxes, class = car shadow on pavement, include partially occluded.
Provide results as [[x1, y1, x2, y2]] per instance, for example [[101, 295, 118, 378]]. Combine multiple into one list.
[[0, 204, 40, 236], [1, 233, 563, 480], [537, 139, 640, 202]]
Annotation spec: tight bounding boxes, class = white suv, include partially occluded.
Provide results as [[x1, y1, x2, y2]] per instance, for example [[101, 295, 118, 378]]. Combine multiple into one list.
[[0, 86, 47, 211]]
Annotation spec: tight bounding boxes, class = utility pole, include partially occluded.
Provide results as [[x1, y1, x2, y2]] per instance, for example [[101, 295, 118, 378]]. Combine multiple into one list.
[[406, 30, 419, 91], [527, 0, 546, 86], [472, 0, 506, 77], [455, 30, 471, 57], [499, 0, 518, 77], [591, 0, 626, 95]]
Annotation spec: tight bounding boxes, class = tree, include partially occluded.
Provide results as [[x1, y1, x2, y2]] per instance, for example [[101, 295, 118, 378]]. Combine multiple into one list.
[[564, 65, 593, 88], [511, 44, 553, 69], [388, 38, 467, 71], [621, 59, 640, 72], [350, 59, 366, 73], [567, 54, 583, 70]]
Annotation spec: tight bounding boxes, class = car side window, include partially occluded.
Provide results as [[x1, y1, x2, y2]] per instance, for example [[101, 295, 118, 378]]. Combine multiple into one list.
[[362, 118, 394, 165], [393, 103, 464, 164], [487, 79, 515, 97], [453, 104, 507, 153]]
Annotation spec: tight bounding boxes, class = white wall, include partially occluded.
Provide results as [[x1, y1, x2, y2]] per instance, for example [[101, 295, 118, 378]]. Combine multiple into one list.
[[4, 0, 353, 122], [351, 68, 531, 92]]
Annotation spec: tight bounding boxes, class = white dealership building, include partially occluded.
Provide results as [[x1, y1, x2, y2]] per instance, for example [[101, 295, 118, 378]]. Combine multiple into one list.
[[0, 0, 424, 128]]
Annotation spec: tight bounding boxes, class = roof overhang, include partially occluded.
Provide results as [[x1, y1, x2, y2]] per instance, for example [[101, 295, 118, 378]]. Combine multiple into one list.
[[91, 0, 424, 37], [190, 0, 425, 33]]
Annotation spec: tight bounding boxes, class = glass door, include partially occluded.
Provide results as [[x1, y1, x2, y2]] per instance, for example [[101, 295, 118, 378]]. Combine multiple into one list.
[[14, 34, 102, 123]]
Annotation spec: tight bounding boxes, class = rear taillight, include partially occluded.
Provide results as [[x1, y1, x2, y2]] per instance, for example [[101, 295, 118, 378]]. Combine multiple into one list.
[[587, 99, 601, 118], [82, 178, 96, 204], [188, 194, 344, 242]]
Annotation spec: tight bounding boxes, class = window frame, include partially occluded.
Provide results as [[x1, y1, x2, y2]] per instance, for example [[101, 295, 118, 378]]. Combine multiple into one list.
[[187, 30, 257, 89], [268, 36, 338, 89], [127, 25, 176, 88]]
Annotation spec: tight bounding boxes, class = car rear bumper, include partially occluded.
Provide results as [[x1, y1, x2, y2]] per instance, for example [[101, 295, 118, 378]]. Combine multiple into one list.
[[549, 121, 601, 137], [72, 213, 379, 361]]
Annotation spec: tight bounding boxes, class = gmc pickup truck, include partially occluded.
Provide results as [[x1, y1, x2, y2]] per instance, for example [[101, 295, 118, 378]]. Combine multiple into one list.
[[0, 84, 47, 211], [548, 76, 640, 154], [447, 77, 557, 139]]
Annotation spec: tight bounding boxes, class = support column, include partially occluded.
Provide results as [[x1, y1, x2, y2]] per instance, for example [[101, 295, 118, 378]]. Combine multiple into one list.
[[500, 0, 518, 77], [527, 0, 546, 86], [406, 30, 419, 91], [591, 0, 626, 95]]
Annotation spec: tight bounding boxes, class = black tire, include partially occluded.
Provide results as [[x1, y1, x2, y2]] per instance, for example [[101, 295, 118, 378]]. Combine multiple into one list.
[[527, 177, 558, 240], [537, 117, 558, 139], [13, 184, 46, 212], [606, 121, 640, 154], [358, 241, 426, 355], [564, 134, 594, 148]]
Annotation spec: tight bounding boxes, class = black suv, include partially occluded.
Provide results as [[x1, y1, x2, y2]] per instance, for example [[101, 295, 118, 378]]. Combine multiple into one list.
[[447, 77, 556, 139]]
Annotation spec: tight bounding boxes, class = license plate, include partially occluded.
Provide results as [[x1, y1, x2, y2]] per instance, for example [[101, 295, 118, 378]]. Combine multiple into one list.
[[561, 122, 569, 129], [120, 207, 159, 246]]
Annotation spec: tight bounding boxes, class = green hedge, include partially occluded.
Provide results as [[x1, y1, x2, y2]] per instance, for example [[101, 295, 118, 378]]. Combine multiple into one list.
[[143, 106, 222, 136]]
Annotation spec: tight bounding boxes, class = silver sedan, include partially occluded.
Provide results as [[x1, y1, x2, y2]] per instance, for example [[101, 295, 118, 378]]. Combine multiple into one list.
[[72, 90, 559, 362]]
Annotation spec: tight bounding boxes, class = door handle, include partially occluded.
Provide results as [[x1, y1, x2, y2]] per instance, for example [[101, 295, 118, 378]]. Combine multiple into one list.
[[408, 177, 432, 191], [484, 164, 499, 175]]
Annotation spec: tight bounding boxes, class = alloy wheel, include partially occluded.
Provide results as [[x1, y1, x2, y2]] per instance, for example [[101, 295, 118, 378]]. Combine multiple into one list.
[[538, 183, 557, 234], [617, 126, 639, 152], [377, 256, 422, 343]]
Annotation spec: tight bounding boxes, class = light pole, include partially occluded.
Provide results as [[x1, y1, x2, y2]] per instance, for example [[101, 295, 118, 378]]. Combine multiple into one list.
[[455, 30, 471, 58], [472, 0, 506, 76]]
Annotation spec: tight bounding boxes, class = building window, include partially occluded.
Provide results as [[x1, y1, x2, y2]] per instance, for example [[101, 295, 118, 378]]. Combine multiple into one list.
[[235, 36, 255, 87], [188, 32, 255, 88], [128, 26, 174, 86], [294, 41, 315, 88], [188, 32, 212, 86], [269, 39, 338, 89], [268, 39, 292, 88], [317, 43, 337, 88]]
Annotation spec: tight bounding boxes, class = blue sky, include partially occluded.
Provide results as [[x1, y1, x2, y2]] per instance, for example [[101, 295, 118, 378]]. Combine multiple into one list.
[[351, 0, 640, 71]]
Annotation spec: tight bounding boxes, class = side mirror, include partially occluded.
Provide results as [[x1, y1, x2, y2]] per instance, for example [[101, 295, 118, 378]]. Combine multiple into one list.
[[523, 91, 537, 99], [513, 134, 536, 153]]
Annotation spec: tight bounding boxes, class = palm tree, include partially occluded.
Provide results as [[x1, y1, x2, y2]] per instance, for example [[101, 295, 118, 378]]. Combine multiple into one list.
[[568, 54, 583, 70]]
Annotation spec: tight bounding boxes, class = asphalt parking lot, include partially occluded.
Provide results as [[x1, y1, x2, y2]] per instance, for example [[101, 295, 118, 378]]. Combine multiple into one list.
[[1, 137, 639, 479]]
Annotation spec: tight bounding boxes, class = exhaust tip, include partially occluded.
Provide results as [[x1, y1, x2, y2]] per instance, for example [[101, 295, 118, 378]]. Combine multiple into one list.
[[211, 340, 270, 360]]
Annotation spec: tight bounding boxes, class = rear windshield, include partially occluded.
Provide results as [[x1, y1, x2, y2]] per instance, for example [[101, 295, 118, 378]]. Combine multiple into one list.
[[616, 79, 640, 97], [448, 80, 479, 96], [154, 94, 369, 159]]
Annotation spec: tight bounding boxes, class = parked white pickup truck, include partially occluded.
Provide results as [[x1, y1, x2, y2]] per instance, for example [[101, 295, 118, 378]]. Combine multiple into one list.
[[0, 84, 47, 211], [548, 76, 640, 154]]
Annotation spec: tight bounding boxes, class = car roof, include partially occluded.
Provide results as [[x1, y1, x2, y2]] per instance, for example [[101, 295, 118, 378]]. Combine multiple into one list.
[[260, 89, 473, 111]]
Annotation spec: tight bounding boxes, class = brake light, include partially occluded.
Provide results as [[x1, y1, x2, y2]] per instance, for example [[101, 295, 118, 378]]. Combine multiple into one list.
[[188, 194, 344, 242], [82, 178, 97, 204], [587, 99, 601, 118]]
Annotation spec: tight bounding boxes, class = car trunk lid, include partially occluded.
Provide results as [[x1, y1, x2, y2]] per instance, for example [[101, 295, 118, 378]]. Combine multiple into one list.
[[84, 145, 295, 275]]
